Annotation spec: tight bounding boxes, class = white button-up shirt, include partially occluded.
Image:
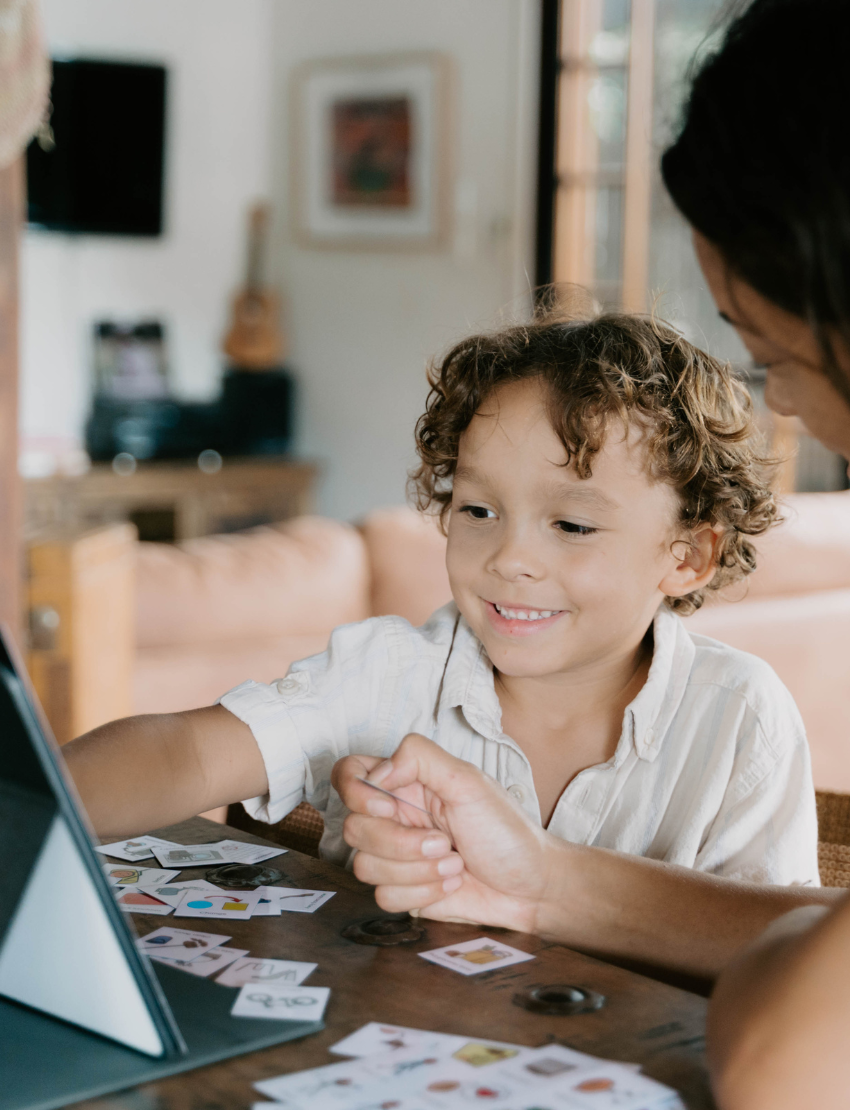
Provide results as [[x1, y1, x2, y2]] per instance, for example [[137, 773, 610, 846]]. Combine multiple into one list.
[[220, 603, 819, 885]]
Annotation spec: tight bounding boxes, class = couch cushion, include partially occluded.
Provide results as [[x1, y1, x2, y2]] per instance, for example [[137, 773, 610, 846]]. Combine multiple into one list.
[[743, 491, 850, 599], [136, 517, 370, 650], [134, 633, 333, 715], [360, 506, 451, 626]]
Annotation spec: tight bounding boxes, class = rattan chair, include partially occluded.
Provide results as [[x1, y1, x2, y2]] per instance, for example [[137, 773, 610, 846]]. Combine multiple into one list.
[[816, 790, 850, 888], [227, 800, 325, 858]]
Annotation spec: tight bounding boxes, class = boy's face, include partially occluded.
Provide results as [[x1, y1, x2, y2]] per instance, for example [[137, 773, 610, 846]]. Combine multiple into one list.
[[446, 378, 687, 681]]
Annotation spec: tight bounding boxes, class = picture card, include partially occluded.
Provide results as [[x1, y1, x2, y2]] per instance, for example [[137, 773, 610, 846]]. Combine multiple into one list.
[[136, 926, 230, 962], [137, 879, 223, 910], [330, 1022, 469, 1059], [251, 886, 283, 916], [276, 888, 336, 914], [231, 982, 330, 1023], [216, 957, 317, 989], [149, 946, 248, 978], [102, 863, 179, 887], [214, 839, 288, 865], [114, 888, 174, 915], [150, 842, 230, 868], [254, 1042, 529, 1110], [95, 835, 179, 862], [174, 889, 261, 920], [418, 937, 535, 976]]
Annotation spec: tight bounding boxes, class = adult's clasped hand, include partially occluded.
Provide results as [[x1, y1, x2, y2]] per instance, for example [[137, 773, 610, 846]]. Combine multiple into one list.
[[331, 733, 560, 933]]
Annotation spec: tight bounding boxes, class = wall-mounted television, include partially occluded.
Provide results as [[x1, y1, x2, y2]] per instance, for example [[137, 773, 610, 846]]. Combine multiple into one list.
[[27, 58, 167, 237]]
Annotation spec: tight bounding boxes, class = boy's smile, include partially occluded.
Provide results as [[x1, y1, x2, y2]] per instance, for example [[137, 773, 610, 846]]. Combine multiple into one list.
[[446, 378, 707, 686], [485, 601, 566, 636]]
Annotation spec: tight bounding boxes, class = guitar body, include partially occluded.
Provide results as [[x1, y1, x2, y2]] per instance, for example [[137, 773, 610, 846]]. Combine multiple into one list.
[[223, 288, 283, 369], [222, 203, 283, 370]]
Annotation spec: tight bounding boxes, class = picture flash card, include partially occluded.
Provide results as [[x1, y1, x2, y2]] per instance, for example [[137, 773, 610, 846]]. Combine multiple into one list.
[[418, 937, 535, 976]]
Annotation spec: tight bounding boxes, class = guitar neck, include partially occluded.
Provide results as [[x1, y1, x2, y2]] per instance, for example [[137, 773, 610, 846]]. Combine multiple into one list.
[[245, 203, 269, 295]]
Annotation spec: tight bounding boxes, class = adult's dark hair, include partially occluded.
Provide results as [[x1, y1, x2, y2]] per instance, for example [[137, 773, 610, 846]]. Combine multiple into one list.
[[661, 0, 850, 403]]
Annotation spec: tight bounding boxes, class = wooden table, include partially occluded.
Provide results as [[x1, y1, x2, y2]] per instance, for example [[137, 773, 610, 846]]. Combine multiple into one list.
[[72, 818, 714, 1110]]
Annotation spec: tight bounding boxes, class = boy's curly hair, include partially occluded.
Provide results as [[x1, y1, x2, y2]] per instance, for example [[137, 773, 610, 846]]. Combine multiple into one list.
[[409, 310, 779, 616]]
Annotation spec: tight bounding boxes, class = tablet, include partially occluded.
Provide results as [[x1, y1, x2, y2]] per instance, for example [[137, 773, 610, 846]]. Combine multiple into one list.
[[0, 628, 320, 1110]]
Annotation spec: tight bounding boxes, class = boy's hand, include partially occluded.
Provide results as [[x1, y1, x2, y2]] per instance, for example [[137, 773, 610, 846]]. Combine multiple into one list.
[[332, 734, 557, 934]]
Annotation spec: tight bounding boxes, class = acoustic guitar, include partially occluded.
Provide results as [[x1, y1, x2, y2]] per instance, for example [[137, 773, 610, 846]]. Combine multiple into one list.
[[222, 202, 284, 370]]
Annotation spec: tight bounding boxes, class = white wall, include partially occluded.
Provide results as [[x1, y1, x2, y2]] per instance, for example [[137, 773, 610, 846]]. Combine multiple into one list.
[[269, 0, 539, 518], [21, 0, 275, 443], [21, 0, 540, 520]]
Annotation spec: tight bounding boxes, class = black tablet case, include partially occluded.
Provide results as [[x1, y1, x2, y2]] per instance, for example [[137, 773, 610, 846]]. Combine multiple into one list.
[[0, 961, 321, 1110]]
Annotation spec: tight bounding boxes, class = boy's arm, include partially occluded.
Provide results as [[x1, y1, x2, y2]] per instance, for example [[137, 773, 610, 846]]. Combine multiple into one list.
[[62, 705, 268, 840], [708, 899, 850, 1110]]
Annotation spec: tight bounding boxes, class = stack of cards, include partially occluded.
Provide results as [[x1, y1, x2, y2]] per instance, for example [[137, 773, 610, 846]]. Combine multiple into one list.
[[252, 1023, 685, 1110], [149, 839, 288, 869], [101, 861, 335, 920], [96, 836, 289, 869], [135, 926, 328, 1021]]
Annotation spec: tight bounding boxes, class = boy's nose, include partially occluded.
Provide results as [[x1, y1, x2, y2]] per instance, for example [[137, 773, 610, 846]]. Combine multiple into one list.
[[486, 531, 545, 582]]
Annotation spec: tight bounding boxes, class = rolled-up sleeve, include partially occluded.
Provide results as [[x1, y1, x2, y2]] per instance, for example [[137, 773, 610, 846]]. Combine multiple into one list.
[[218, 615, 417, 825]]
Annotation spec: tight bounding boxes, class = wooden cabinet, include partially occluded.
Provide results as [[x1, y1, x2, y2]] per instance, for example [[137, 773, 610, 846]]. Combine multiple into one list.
[[25, 456, 318, 543]]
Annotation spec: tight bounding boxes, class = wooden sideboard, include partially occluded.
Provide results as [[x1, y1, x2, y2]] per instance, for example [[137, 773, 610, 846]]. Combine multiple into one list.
[[25, 456, 318, 543]]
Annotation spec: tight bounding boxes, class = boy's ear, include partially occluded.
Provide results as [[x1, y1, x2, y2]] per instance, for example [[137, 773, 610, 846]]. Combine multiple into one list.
[[660, 523, 721, 600]]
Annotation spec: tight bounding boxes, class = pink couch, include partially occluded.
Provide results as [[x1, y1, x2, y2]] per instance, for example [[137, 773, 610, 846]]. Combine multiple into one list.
[[134, 494, 850, 792], [134, 508, 451, 716]]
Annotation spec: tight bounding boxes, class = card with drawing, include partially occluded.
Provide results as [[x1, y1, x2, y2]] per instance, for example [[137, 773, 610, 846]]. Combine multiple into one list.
[[137, 879, 223, 910], [214, 839, 288, 865], [231, 982, 330, 1022], [114, 888, 174, 915], [149, 946, 248, 978], [136, 926, 230, 961], [329, 1022, 468, 1059], [95, 835, 179, 862], [276, 888, 336, 914], [150, 842, 230, 868], [251, 886, 283, 916], [418, 937, 535, 976], [174, 889, 261, 920], [102, 863, 179, 887], [216, 957, 317, 989]]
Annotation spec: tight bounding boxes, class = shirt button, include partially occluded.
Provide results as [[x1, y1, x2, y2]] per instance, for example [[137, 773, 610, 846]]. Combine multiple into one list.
[[508, 784, 525, 804], [277, 676, 301, 693]]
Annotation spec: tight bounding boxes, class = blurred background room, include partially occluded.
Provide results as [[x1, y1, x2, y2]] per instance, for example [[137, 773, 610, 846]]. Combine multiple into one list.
[[3, 0, 850, 867]]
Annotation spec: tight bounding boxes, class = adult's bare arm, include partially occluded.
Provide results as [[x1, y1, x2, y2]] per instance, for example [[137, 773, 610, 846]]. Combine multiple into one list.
[[62, 704, 267, 840], [333, 734, 840, 979], [708, 898, 850, 1110]]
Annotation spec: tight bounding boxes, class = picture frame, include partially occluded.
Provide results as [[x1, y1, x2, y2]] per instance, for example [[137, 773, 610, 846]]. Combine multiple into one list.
[[291, 52, 452, 250]]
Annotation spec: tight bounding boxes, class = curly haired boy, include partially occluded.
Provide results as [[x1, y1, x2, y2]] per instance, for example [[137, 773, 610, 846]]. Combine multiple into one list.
[[66, 311, 819, 886]]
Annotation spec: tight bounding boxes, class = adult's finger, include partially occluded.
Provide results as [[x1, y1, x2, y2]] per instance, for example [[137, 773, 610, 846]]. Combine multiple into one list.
[[343, 812, 452, 861], [333, 752, 435, 826], [352, 848, 463, 890], [363, 733, 496, 809], [372, 879, 460, 915]]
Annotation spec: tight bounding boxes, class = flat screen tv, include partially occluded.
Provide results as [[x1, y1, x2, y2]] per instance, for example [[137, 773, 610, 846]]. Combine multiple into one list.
[[27, 58, 166, 236]]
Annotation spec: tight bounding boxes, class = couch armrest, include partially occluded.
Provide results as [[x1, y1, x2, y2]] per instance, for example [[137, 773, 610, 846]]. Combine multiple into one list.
[[27, 523, 136, 744]]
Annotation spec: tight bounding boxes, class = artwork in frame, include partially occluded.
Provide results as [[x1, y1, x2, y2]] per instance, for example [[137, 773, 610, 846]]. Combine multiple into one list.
[[292, 53, 451, 250]]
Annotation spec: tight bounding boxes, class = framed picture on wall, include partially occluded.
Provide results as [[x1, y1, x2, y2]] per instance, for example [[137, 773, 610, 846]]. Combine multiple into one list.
[[291, 52, 451, 250]]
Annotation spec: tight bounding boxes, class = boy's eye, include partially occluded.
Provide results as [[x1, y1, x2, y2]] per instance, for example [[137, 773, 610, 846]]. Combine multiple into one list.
[[458, 504, 496, 520], [555, 520, 596, 536]]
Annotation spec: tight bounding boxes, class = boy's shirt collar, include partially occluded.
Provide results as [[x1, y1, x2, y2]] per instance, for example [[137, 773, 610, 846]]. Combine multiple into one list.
[[440, 603, 695, 763]]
